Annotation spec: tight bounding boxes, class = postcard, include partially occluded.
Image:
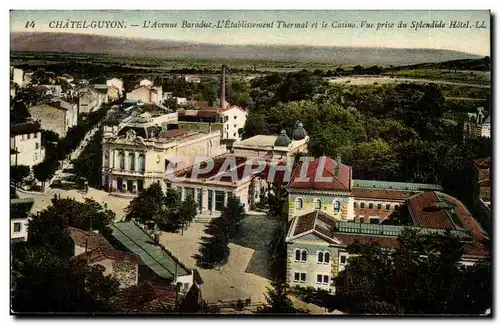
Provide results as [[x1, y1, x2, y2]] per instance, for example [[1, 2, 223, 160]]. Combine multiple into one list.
[[9, 10, 491, 316]]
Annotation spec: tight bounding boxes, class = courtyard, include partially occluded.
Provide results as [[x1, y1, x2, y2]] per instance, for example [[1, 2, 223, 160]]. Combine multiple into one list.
[[159, 213, 280, 304]]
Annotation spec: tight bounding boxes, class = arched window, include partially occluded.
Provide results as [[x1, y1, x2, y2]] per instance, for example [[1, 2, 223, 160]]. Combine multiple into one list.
[[314, 199, 322, 210], [138, 153, 145, 172], [129, 152, 135, 171], [324, 252, 330, 263], [296, 198, 303, 210], [360, 202, 365, 208], [368, 203, 374, 209], [333, 200, 341, 213], [118, 152, 125, 170], [354, 202, 358, 208], [295, 249, 301, 261], [318, 252, 323, 263], [301, 250, 307, 262]]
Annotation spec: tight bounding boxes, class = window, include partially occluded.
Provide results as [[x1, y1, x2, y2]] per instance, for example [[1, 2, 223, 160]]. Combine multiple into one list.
[[294, 272, 300, 282], [340, 255, 347, 264], [301, 250, 307, 262], [215, 191, 225, 211], [324, 252, 330, 263], [119, 152, 125, 170], [354, 202, 358, 208], [234, 116, 237, 119], [185, 188, 195, 199], [359, 217, 364, 223], [317, 274, 329, 285], [318, 252, 323, 263], [368, 203, 374, 209], [13, 222, 21, 233], [360, 202, 365, 208], [138, 153, 145, 171], [233, 133, 236, 137], [300, 273, 306, 282], [323, 275, 329, 284], [35, 143, 39, 150], [295, 198, 303, 210], [295, 250, 301, 261], [28, 133, 31, 139], [370, 217, 379, 224], [314, 199, 321, 210], [234, 124, 237, 128], [208, 190, 213, 211], [129, 153, 136, 171], [377, 203, 382, 209], [34, 133, 38, 138], [386, 204, 391, 210], [333, 200, 341, 213]]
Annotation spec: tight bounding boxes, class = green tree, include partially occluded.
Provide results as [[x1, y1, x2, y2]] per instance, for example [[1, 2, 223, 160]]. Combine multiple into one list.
[[179, 195, 198, 234], [125, 182, 166, 223], [258, 279, 306, 314], [11, 165, 30, 188], [221, 196, 246, 238], [33, 160, 57, 190], [197, 217, 230, 268], [334, 229, 492, 315]]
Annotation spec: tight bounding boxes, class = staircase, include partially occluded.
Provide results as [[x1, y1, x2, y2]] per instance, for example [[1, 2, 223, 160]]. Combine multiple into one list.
[[195, 214, 213, 224]]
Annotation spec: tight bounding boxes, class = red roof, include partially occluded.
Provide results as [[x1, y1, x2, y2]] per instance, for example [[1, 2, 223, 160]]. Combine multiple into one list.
[[160, 129, 188, 138], [289, 156, 351, 191], [75, 246, 141, 265], [351, 187, 417, 201], [69, 227, 112, 251], [407, 192, 456, 229]]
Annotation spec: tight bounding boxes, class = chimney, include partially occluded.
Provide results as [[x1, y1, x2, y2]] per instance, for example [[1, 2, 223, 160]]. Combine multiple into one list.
[[220, 65, 226, 112], [335, 154, 341, 177]]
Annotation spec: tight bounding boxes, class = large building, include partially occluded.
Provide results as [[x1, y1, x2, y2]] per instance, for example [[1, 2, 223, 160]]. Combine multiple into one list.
[[101, 109, 226, 196], [285, 156, 489, 293], [10, 122, 45, 168], [464, 107, 491, 139], [28, 98, 78, 137], [126, 85, 163, 104]]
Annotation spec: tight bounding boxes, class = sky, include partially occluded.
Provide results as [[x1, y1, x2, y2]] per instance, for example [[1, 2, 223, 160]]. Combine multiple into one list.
[[10, 10, 490, 56]]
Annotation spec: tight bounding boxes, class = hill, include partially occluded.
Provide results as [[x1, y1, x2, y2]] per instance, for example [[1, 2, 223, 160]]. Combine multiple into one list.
[[10, 32, 482, 66]]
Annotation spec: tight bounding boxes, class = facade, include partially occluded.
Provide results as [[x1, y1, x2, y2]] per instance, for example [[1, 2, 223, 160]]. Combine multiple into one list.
[[10, 197, 34, 242], [126, 85, 163, 104], [12, 68, 24, 87], [102, 112, 226, 196], [78, 88, 99, 114], [106, 78, 124, 96], [464, 107, 491, 139], [10, 122, 45, 168], [28, 99, 78, 137]]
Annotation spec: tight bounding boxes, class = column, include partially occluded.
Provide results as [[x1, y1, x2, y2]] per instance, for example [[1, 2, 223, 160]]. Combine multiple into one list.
[[211, 190, 216, 211], [181, 187, 185, 201], [133, 180, 138, 194], [224, 191, 228, 207], [202, 188, 209, 213]]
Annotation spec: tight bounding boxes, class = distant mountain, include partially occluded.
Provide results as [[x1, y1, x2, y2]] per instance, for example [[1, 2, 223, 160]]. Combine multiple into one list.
[[10, 32, 483, 66]]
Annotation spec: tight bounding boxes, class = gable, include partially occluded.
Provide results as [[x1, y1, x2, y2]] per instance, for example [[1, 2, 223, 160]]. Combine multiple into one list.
[[290, 231, 342, 246]]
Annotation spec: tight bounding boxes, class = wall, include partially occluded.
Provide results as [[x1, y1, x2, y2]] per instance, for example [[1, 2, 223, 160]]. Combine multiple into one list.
[[11, 217, 28, 241], [28, 104, 67, 137], [10, 131, 45, 168], [289, 192, 353, 221], [222, 107, 247, 140]]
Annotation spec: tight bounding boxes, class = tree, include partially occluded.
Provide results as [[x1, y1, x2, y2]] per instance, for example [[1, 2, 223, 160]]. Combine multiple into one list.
[[11, 100, 31, 124], [197, 222, 230, 268], [33, 160, 56, 190], [179, 195, 198, 234], [11, 165, 30, 188], [11, 242, 120, 313], [221, 196, 246, 238], [125, 183, 166, 223], [258, 279, 306, 314], [334, 229, 492, 315]]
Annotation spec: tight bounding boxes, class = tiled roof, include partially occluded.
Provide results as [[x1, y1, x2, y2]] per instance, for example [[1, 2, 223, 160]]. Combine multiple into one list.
[[351, 187, 418, 201], [159, 129, 188, 138], [352, 179, 443, 191], [74, 246, 141, 265], [289, 156, 351, 191], [335, 233, 399, 249], [68, 227, 113, 251], [472, 157, 491, 168], [10, 122, 41, 136], [407, 192, 458, 229], [293, 211, 317, 236]]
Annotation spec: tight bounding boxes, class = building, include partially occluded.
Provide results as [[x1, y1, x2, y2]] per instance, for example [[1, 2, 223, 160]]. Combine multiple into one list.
[[106, 78, 124, 97], [108, 85, 121, 101], [10, 197, 34, 242], [139, 79, 154, 87], [184, 75, 201, 83], [288, 156, 442, 223], [101, 111, 226, 196], [126, 85, 163, 104], [78, 88, 99, 114], [69, 226, 141, 288], [28, 98, 78, 137], [39, 84, 62, 97], [176, 66, 247, 146], [108, 221, 195, 294], [233, 126, 308, 159], [472, 157, 491, 231], [12, 68, 24, 87], [94, 84, 110, 104], [285, 156, 488, 292], [10, 122, 45, 168], [464, 107, 491, 138], [58, 74, 74, 84]]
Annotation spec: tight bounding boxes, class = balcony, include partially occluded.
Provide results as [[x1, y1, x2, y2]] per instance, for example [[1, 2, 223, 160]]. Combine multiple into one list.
[[109, 168, 146, 176]]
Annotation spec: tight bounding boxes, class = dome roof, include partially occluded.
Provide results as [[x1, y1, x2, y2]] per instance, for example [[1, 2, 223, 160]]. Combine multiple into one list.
[[292, 122, 307, 140], [274, 129, 291, 147]]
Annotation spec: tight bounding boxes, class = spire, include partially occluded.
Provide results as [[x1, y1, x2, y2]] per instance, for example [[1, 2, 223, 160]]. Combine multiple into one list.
[[220, 65, 226, 112]]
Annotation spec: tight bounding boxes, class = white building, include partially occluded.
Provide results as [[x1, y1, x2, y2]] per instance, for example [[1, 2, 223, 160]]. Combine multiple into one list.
[[139, 79, 154, 87], [12, 68, 24, 88], [464, 107, 491, 139], [106, 78, 124, 95], [221, 106, 247, 141], [28, 98, 78, 137], [10, 197, 34, 242], [10, 122, 45, 168], [126, 85, 163, 104]]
